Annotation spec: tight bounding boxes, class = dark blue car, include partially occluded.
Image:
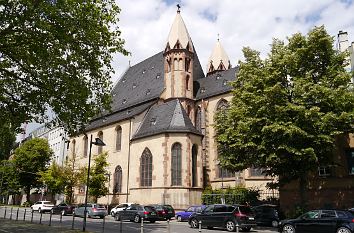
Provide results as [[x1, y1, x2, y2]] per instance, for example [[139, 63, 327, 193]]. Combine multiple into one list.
[[175, 205, 206, 222]]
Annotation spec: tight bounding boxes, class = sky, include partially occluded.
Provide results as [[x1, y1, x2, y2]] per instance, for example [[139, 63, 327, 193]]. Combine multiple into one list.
[[23, 0, 354, 137]]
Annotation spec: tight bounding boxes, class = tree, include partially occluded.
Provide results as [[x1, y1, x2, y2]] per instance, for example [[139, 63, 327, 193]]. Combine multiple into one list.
[[88, 152, 109, 203], [39, 162, 66, 200], [0, 160, 21, 204], [0, 0, 129, 134], [215, 26, 354, 205], [13, 138, 53, 202], [0, 123, 16, 160]]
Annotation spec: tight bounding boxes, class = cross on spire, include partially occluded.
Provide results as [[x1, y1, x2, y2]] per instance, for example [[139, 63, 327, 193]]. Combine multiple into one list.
[[177, 4, 181, 13]]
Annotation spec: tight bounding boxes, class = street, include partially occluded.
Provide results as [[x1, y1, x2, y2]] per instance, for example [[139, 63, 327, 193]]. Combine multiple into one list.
[[0, 207, 278, 233]]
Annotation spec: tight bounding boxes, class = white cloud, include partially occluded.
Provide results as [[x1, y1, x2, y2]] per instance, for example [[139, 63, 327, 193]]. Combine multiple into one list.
[[112, 0, 354, 83]]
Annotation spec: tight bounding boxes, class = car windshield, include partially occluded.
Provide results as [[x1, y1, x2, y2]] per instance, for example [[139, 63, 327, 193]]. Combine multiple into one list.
[[144, 206, 155, 212], [95, 204, 106, 209], [164, 205, 173, 211], [300, 210, 320, 219], [239, 206, 253, 215]]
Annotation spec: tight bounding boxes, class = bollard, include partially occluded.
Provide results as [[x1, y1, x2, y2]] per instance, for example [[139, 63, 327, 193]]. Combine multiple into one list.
[[30, 210, 34, 223], [167, 219, 170, 233], [102, 216, 105, 233], [119, 217, 123, 233], [23, 209, 27, 221], [198, 220, 202, 233], [15, 208, 19, 221], [4, 206, 6, 219], [39, 211, 43, 224], [59, 212, 62, 223], [49, 211, 52, 226], [140, 217, 144, 233], [71, 212, 75, 229], [10, 207, 13, 220], [236, 223, 239, 233]]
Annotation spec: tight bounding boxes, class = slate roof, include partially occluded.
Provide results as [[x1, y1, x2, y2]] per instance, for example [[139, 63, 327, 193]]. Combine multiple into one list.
[[195, 66, 238, 100], [132, 99, 202, 140]]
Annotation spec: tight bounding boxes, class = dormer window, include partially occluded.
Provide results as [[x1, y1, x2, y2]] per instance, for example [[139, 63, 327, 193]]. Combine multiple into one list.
[[132, 83, 137, 89], [150, 118, 157, 126], [127, 110, 132, 115], [146, 89, 151, 95], [223, 80, 228, 86], [142, 69, 146, 74], [122, 78, 126, 83], [201, 87, 206, 93], [122, 99, 127, 104], [216, 74, 221, 80], [156, 73, 161, 79]]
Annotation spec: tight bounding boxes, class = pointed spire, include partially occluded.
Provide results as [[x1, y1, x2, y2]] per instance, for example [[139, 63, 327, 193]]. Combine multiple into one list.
[[207, 38, 231, 76], [166, 7, 193, 50]]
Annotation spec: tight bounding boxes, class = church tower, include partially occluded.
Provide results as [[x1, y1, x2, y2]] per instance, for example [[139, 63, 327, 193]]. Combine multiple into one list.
[[206, 38, 231, 76], [163, 6, 194, 100]]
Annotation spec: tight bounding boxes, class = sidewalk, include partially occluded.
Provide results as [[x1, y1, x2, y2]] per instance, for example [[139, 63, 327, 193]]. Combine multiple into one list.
[[0, 219, 89, 233]]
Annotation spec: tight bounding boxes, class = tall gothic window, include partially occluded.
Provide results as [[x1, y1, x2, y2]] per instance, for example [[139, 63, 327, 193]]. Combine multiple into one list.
[[174, 58, 178, 71], [171, 143, 182, 186], [186, 75, 190, 90], [116, 126, 122, 151], [140, 148, 152, 187], [113, 165, 122, 193], [192, 145, 198, 187], [83, 136, 88, 157], [97, 131, 103, 154], [195, 107, 201, 130]]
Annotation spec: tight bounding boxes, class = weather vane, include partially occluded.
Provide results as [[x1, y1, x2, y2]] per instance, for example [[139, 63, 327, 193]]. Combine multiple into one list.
[[177, 4, 181, 13]]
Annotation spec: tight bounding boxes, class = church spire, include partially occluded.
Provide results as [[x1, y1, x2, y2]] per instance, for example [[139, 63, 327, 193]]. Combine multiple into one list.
[[206, 37, 231, 76], [165, 5, 193, 51]]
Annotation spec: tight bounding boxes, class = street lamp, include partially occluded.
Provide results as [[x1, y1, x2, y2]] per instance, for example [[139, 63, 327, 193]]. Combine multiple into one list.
[[83, 135, 106, 232]]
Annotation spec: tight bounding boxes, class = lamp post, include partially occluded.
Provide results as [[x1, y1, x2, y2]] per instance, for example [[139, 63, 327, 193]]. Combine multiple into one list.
[[82, 135, 106, 232], [105, 172, 111, 212]]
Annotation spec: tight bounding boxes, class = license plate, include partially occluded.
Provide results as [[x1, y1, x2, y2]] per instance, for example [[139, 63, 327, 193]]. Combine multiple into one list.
[[151, 212, 156, 215], [248, 217, 254, 220], [168, 211, 172, 213]]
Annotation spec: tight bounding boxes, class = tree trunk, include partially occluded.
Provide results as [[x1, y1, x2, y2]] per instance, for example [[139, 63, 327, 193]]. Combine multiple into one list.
[[25, 186, 31, 202], [299, 174, 308, 209]]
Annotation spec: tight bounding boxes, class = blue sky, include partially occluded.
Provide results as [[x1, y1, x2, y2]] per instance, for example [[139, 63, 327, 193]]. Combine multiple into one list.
[[24, 0, 354, 136]]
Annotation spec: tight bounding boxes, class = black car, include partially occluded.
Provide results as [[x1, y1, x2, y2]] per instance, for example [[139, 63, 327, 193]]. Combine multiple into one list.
[[149, 204, 175, 220], [253, 204, 282, 227], [114, 204, 158, 223], [279, 209, 354, 233], [50, 203, 75, 216], [188, 204, 256, 232]]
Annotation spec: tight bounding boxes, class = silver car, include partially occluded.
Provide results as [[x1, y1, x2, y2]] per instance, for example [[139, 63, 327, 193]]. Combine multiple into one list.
[[73, 203, 107, 219]]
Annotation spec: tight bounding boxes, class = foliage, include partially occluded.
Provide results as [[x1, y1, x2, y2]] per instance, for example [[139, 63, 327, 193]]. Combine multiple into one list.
[[39, 162, 66, 196], [0, 123, 16, 160], [12, 138, 53, 201], [22, 201, 33, 207], [201, 186, 260, 205], [0, 160, 22, 196], [88, 152, 109, 202], [215, 26, 354, 193], [0, 0, 129, 134]]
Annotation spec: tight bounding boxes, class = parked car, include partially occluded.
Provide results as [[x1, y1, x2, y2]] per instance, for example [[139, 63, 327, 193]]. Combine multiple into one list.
[[175, 205, 206, 222], [188, 204, 256, 232], [31, 201, 55, 213], [252, 204, 282, 227], [279, 209, 354, 233], [114, 204, 158, 223], [73, 203, 107, 219], [50, 203, 75, 216], [110, 203, 134, 216], [149, 204, 175, 220]]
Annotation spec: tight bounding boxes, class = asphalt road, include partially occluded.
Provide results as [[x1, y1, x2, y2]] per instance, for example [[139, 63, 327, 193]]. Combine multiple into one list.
[[0, 207, 278, 233]]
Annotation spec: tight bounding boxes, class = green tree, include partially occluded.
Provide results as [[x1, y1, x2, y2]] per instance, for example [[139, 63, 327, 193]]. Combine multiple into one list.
[[0, 123, 16, 160], [215, 26, 354, 205], [39, 162, 66, 199], [0, 0, 129, 134], [0, 160, 21, 204], [88, 152, 109, 203], [13, 138, 53, 202]]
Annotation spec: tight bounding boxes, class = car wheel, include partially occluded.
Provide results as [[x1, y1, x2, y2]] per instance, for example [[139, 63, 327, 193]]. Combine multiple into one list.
[[225, 220, 236, 232], [282, 224, 296, 233], [241, 226, 251, 232], [337, 227, 351, 233], [114, 213, 121, 221], [134, 215, 141, 223], [190, 218, 199, 228], [271, 220, 279, 228], [177, 216, 182, 222], [111, 211, 115, 217]]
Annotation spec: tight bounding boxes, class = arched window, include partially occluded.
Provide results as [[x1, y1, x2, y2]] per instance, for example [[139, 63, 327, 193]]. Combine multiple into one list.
[[83, 136, 88, 157], [116, 126, 122, 151], [140, 148, 152, 187], [195, 107, 201, 130], [171, 143, 182, 186], [113, 165, 122, 193], [97, 131, 103, 154], [179, 58, 183, 71], [174, 58, 178, 71], [216, 99, 229, 111], [192, 145, 198, 187], [186, 75, 190, 90]]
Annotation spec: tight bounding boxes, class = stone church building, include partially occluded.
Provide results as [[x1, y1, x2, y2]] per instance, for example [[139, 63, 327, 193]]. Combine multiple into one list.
[[69, 9, 275, 208]]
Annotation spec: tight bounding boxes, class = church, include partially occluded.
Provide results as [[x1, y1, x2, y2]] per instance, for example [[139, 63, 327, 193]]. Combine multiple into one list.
[[69, 7, 275, 208]]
